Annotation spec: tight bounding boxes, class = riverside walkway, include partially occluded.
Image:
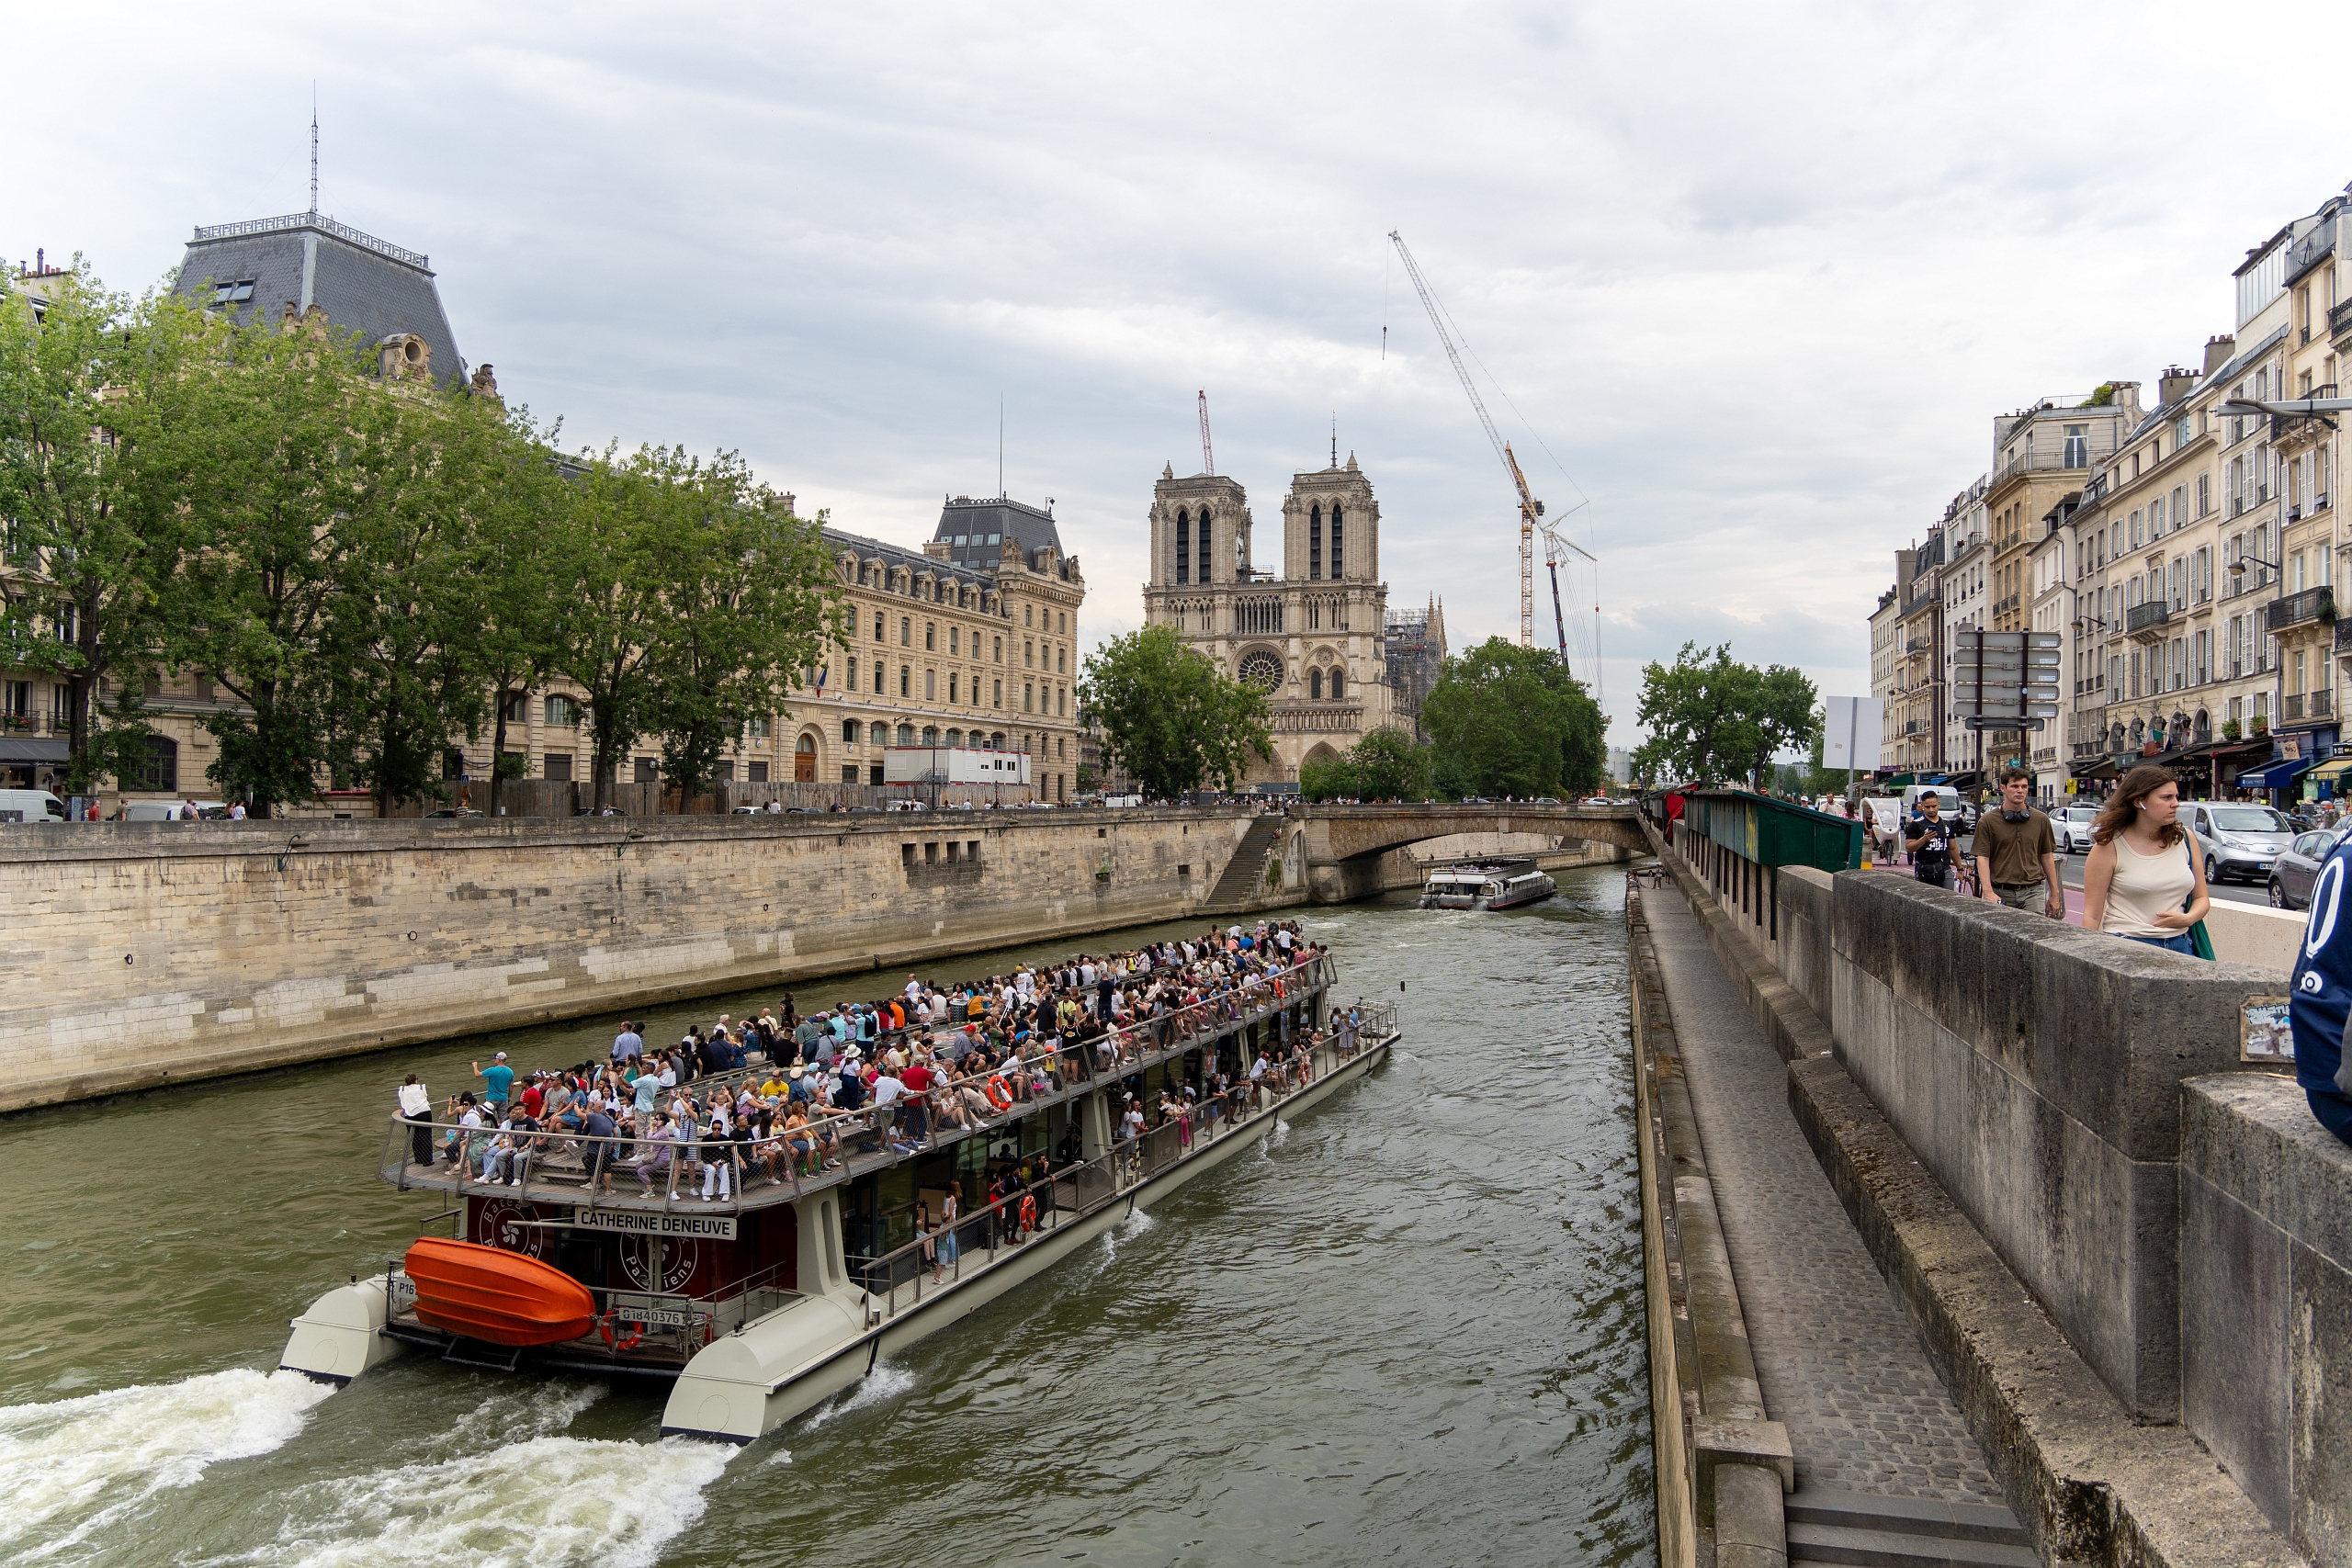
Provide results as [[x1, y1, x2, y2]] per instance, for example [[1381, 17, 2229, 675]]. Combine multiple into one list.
[[1645, 890, 2004, 1506]]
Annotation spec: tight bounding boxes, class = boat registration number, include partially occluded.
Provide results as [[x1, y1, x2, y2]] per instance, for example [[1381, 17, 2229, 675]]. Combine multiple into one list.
[[616, 1307, 693, 1327]]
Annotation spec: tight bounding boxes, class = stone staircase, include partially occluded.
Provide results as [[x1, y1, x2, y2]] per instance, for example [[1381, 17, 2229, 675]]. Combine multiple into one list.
[[1202, 814, 1289, 912], [1785, 1488, 2034, 1568]]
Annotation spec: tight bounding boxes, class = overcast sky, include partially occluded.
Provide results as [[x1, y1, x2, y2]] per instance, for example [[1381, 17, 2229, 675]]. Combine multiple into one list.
[[10, 4, 2352, 748]]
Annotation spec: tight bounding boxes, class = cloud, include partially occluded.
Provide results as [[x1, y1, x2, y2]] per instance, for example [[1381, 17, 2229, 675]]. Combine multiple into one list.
[[7, 1, 2350, 747]]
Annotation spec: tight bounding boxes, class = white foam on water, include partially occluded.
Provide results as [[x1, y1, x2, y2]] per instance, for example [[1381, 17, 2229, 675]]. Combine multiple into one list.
[[415, 1380, 606, 1461], [758, 1445, 794, 1469], [1100, 1204, 1159, 1261], [0, 1367, 334, 1559], [232, 1433, 732, 1568], [801, 1359, 916, 1431]]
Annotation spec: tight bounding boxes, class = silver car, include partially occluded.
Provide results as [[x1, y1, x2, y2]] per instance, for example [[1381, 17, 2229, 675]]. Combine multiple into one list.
[[2188, 802, 2295, 885], [2052, 805, 2100, 852], [2268, 827, 2346, 910]]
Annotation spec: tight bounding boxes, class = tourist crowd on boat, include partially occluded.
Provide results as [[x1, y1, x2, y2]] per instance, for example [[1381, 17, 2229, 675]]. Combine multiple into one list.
[[394, 919, 1357, 1206]]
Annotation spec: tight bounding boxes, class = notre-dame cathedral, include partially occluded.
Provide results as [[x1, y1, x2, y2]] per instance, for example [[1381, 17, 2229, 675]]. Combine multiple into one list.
[[1145, 450, 1440, 786]]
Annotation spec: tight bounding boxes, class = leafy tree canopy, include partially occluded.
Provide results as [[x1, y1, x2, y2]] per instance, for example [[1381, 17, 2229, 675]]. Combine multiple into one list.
[[1419, 637, 1605, 799], [1078, 624, 1271, 799], [1631, 640, 1819, 790], [1299, 727, 1433, 802]]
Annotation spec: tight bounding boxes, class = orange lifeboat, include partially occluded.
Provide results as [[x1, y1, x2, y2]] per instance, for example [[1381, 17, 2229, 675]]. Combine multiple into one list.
[[403, 1237, 597, 1347]]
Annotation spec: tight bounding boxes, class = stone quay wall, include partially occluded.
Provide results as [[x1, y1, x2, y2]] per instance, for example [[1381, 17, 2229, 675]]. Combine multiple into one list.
[[0, 808, 1261, 1114], [1661, 813, 2352, 1563]]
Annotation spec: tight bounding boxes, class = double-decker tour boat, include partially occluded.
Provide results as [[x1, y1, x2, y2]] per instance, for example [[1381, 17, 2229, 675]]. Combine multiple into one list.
[[1418, 858, 1557, 910], [281, 948, 1395, 1442]]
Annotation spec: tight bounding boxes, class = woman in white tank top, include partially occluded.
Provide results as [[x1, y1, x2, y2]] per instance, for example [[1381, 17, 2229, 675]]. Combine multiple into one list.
[[2080, 763, 2209, 953]]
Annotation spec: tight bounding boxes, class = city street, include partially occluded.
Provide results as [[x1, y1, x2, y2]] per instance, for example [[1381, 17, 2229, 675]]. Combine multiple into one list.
[[1888, 835, 2285, 913]]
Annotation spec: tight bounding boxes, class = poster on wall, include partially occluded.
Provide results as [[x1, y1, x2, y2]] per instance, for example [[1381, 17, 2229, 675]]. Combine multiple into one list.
[[2240, 998, 2293, 1064]]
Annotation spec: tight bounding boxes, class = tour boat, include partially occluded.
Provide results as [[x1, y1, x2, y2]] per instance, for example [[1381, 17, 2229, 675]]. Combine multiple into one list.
[[1418, 859, 1557, 910], [281, 951, 1396, 1441]]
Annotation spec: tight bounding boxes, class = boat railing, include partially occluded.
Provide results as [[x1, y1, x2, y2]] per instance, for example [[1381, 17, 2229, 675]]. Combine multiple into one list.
[[382, 1246, 798, 1361], [378, 951, 1342, 1216]]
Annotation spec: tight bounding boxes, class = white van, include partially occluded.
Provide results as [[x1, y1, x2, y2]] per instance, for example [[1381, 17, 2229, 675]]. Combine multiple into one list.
[[0, 789, 66, 823], [1902, 784, 1963, 818], [120, 800, 229, 822]]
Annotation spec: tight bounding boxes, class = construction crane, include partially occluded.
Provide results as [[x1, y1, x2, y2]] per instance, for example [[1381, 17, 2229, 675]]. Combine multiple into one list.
[[1388, 230, 1592, 660], [1197, 390, 1216, 476]]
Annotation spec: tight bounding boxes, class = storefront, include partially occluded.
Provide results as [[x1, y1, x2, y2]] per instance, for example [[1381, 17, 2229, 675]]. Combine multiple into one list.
[[2238, 755, 2315, 806], [0, 737, 69, 795], [2310, 754, 2352, 800]]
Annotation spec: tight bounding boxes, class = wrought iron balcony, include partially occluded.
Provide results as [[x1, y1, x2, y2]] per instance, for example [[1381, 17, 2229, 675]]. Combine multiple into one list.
[[2335, 618, 2352, 655], [2267, 585, 2335, 635], [2126, 600, 2173, 642], [2333, 296, 2352, 345]]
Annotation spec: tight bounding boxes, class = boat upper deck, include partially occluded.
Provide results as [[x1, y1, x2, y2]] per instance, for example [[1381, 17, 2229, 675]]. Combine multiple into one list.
[[379, 948, 1353, 1220]]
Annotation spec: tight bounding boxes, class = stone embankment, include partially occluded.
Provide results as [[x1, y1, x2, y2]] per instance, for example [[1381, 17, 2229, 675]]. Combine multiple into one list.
[[1641, 809, 2340, 1568], [0, 807, 1296, 1115]]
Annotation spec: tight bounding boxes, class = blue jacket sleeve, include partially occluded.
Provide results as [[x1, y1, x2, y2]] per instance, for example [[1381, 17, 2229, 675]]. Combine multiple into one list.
[[2287, 833, 2352, 1145]]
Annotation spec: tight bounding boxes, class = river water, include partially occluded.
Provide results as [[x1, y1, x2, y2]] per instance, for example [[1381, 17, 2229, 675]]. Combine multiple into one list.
[[0, 869, 1650, 1567]]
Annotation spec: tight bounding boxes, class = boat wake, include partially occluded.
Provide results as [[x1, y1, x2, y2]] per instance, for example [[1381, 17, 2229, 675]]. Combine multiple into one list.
[[0, 1367, 334, 1560], [803, 1359, 915, 1431], [227, 1431, 732, 1568]]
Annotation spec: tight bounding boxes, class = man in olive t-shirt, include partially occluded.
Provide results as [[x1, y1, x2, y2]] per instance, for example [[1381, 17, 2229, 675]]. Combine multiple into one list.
[[1973, 768, 2063, 918]]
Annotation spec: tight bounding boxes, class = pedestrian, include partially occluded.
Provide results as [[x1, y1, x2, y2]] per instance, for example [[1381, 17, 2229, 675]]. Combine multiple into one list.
[[2079, 763, 2209, 954], [1905, 794, 1957, 891], [611, 1021, 643, 1063], [1973, 767, 2064, 918], [397, 1073, 434, 1167]]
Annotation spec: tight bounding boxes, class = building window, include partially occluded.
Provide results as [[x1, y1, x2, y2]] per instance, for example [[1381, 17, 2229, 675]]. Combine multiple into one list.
[[134, 735, 177, 793], [842, 765, 860, 784], [1025, 605, 1034, 628], [1057, 648, 1066, 674], [925, 669, 936, 700], [1176, 509, 1191, 585], [1310, 504, 1322, 580], [993, 637, 1002, 663], [1309, 668, 1323, 699], [993, 680, 1002, 708], [949, 627, 960, 655], [1330, 504, 1343, 576], [1025, 642, 1035, 669], [899, 665, 910, 697], [900, 617, 910, 647], [925, 622, 935, 650], [1330, 669, 1345, 701], [949, 674, 958, 704], [634, 757, 659, 784], [545, 694, 581, 728], [545, 753, 573, 782], [843, 719, 861, 744], [874, 612, 885, 641], [898, 724, 915, 747], [500, 690, 529, 723], [1057, 686, 1067, 716], [1023, 682, 1035, 713], [1197, 509, 1213, 582], [847, 656, 857, 690]]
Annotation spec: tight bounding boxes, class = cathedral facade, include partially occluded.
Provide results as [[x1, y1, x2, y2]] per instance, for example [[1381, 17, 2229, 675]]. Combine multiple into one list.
[[1143, 453, 1406, 785]]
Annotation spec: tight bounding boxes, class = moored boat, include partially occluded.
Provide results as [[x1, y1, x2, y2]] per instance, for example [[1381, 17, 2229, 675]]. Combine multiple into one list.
[[1419, 858, 1556, 910], [281, 946, 1398, 1440]]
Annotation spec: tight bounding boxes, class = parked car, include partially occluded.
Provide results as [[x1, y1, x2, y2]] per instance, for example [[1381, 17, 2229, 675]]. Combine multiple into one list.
[[2052, 805, 2100, 853], [120, 799, 228, 821], [2268, 825, 2346, 909], [2187, 802, 2294, 885]]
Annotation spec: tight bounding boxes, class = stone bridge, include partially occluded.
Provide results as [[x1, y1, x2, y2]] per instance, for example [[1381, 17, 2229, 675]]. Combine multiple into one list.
[[1294, 802, 1646, 902]]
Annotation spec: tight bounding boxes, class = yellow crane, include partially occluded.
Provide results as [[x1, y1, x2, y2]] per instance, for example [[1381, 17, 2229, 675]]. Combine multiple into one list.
[[1388, 230, 1592, 660]]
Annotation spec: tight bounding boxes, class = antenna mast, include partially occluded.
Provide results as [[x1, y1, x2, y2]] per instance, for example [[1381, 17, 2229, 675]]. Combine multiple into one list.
[[1197, 390, 1215, 476], [309, 87, 319, 214]]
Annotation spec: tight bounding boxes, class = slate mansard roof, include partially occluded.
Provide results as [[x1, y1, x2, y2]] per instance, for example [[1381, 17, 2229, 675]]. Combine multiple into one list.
[[931, 495, 1065, 572], [173, 213, 465, 389]]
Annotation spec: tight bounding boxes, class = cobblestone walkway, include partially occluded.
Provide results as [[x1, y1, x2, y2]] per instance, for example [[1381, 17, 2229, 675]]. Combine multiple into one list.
[[1645, 892, 2004, 1504]]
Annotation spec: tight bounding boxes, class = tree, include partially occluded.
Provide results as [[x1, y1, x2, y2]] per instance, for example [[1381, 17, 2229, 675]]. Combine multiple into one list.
[[1419, 638, 1605, 798], [1301, 727, 1433, 802], [555, 448, 666, 811], [152, 305, 420, 815], [1079, 624, 1271, 799], [0, 263, 187, 793], [469, 409, 579, 818], [1632, 641, 1819, 790], [639, 449, 840, 807]]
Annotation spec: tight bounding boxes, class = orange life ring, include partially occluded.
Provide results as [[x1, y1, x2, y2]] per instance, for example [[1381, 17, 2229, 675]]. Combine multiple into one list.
[[1273, 976, 1286, 1000], [986, 1078, 1014, 1111], [598, 1311, 645, 1352], [1018, 1192, 1038, 1231]]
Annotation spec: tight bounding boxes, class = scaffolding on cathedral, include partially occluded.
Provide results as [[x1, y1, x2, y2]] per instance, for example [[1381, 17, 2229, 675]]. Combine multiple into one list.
[[1384, 600, 1448, 743]]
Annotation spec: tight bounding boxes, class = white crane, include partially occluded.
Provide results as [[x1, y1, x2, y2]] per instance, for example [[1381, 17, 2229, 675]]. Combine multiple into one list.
[[1387, 230, 1592, 663]]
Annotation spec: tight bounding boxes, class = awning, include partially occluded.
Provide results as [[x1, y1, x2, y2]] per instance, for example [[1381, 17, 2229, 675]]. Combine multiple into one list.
[[0, 738, 68, 763], [2312, 756, 2352, 784], [2073, 758, 2119, 782], [2239, 757, 2316, 790]]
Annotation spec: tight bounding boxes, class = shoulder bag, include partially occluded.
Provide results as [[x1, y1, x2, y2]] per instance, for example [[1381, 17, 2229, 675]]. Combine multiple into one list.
[[2182, 835, 2215, 960]]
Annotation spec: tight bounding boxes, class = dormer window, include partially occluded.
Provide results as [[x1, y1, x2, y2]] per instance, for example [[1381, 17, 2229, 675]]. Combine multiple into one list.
[[209, 280, 255, 305]]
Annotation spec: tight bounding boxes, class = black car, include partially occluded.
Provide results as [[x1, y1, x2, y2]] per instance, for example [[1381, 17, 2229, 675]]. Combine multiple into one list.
[[2268, 825, 2346, 909]]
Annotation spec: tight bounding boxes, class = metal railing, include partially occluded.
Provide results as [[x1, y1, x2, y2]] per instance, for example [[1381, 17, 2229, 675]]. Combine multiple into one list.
[[2126, 601, 2172, 637], [191, 211, 431, 269], [381, 952, 1342, 1216], [2267, 586, 2335, 634]]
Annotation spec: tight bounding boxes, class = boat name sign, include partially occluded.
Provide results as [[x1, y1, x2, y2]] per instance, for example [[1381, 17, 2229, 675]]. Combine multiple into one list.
[[569, 1207, 740, 1242]]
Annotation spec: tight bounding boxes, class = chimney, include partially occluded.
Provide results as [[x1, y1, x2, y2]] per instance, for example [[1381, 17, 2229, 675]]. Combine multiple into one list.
[[2204, 334, 2236, 376], [2157, 366, 2200, 409], [2110, 381, 2143, 421]]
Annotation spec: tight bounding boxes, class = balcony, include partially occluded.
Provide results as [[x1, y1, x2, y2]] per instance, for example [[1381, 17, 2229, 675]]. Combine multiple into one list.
[[2272, 386, 2337, 445], [1905, 637, 1930, 654], [2285, 693, 2331, 722], [2333, 296, 2352, 345], [2267, 585, 2335, 635], [2336, 618, 2352, 658], [2125, 600, 2173, 643]]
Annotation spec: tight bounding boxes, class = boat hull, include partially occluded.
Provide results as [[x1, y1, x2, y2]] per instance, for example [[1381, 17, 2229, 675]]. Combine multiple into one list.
[[659, 1032, 1395, 1441], [404, 1237, 600, 1347]]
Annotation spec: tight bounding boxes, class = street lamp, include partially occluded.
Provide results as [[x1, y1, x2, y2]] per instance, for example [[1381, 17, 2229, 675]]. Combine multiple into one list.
[[2232, 551, 2288, 741]]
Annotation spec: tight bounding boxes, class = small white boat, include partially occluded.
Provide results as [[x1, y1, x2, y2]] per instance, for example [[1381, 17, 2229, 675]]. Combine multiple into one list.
[[1418, 859, 1556, 910]]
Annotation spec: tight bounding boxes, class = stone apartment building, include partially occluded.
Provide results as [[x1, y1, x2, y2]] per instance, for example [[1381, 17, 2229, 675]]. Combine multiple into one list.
[[1888, 530, 1944, 774], [1938, 478, 1991, 769], [1869, 585, 1901, 758]]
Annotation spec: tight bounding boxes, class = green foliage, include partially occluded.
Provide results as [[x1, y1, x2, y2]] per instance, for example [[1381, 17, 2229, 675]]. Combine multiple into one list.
[[1631, 641, 1819, 790], [1074, 762, 1098, 794], [2079, 383, 2117, 407], [1299, 727, 1433, 801], [1078, 624, 1271, 799], [1419, 638, 1605, 799]]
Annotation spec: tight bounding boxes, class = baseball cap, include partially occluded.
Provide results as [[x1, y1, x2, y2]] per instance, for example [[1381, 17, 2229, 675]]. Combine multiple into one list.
[[494, 1051, 507, 1061]]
